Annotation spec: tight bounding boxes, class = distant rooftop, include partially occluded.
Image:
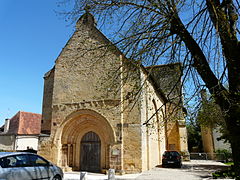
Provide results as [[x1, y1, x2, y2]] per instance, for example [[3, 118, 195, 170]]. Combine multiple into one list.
[[4, 111, 41, 135]]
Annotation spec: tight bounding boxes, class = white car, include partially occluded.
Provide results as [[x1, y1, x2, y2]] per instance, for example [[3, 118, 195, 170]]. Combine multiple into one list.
[[0, 152, 63, 180]]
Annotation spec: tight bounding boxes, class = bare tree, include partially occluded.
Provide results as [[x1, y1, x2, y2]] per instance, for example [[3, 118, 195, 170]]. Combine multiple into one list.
[[58, 0, 240, 176]]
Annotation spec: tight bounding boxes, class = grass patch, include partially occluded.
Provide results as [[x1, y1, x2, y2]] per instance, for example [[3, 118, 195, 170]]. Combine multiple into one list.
[[0, 149, 16, 152], [224, 162, 234, 166], [212, 166, 239, 179]]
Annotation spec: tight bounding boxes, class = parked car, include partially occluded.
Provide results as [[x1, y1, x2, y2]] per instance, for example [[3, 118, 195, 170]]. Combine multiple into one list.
[[0, 152, 63, 180], [162, 151, 182, 168]]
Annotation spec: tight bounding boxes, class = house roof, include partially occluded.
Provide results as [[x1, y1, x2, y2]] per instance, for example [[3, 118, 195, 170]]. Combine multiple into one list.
[[7, 111, 41, 135]]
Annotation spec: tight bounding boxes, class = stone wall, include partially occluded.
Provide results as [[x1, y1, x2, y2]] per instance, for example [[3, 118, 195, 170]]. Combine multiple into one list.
[[39, 12, 188, 174], [140, 70, 167, 171], [121, 59, 142, 173], [0, 135, 15, 150], [212, 127, 231, 151], [41, 68, 54, 134], [39, 12, 125, 172], [147, 64, 188, 154]]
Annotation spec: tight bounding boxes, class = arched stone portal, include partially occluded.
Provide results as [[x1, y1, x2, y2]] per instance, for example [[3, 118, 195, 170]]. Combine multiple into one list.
[[60, 109, 115, 171]]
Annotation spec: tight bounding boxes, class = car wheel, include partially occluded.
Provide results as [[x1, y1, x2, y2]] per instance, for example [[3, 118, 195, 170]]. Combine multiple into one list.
[[53, 175, 62, 180], [177, 163, 182, 168]]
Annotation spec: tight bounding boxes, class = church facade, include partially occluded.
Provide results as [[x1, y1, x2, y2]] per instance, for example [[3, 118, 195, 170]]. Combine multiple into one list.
[[38, 12, 188, 174]]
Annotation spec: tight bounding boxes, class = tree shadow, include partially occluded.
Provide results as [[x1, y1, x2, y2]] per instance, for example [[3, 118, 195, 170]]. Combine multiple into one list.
[[182, 164, 229, 171]]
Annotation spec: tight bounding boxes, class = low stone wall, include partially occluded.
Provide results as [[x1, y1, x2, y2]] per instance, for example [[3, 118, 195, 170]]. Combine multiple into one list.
[[0, 134, 15, 150]]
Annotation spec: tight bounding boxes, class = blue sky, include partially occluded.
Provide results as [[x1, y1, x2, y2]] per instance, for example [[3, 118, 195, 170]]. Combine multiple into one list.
[[0, 0, 74, 125]]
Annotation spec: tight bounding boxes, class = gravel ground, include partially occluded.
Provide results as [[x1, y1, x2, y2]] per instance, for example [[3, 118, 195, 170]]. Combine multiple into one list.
[[64, 160, 232, 180]]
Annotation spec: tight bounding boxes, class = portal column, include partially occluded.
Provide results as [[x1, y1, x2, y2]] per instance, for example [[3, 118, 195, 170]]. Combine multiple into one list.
[[62, 144, 68, 169], [72, 143, 76, 169], [67, 144, 71, 165]]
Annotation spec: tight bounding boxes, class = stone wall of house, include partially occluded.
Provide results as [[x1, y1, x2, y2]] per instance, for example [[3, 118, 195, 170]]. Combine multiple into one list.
[[0, 135, 15, 150]]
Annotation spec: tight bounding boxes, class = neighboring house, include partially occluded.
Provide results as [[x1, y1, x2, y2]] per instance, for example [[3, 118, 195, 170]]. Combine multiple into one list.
[[38, 11, 188, 174], [0, 111, 41, 151], [200, 89, 231, 159]]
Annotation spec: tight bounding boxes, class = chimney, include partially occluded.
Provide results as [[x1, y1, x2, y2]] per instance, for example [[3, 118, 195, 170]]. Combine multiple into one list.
[[4, 118, 10, 133]]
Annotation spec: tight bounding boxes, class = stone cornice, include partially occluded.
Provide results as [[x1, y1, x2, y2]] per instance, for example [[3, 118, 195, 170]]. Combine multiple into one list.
[[52, 99, 121, 109]]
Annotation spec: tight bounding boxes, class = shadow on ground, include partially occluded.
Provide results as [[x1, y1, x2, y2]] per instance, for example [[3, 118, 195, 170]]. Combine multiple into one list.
[[156, 162, 229, 171], [150, 162, 231, 180], [182, 163, 229, 171]]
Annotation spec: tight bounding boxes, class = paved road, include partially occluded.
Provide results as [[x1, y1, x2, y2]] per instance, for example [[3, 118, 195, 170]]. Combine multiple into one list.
[[64, 160, 231, 180], [135, 160, 230, 180]]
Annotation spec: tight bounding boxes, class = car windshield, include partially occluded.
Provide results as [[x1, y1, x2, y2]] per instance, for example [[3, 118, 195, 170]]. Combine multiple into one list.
[[163, 151, 180, 156]]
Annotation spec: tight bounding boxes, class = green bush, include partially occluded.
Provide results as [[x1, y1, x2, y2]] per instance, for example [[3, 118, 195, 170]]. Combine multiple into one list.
[[215, 149, 232, 162], [212, 166, 239, 179]]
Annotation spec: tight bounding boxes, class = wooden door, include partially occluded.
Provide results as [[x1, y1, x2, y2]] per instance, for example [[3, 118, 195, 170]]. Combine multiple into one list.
[[80, 131, 101, 172]]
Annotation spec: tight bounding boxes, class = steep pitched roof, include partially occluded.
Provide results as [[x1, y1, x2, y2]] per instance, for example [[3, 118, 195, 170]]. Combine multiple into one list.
[[145, 63, 182, 103], [7, 111, 41, 135]]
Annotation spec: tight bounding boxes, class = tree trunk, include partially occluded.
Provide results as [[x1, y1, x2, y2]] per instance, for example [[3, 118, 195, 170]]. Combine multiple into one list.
[[224, 101, 240, 178], [170, 10, 240, 177], [230, 135, 240, 178]]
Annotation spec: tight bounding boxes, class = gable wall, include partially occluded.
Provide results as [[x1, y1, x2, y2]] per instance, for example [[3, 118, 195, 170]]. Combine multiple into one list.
[[8, 112, 20, 134], [46, 22, 123, 136]]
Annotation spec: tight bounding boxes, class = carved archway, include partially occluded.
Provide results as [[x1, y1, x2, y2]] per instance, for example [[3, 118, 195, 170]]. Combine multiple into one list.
[[60, 109, 115, 171]]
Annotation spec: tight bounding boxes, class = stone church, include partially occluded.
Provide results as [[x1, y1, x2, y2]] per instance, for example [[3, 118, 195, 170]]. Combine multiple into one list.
[[38, 12, 188, 174]]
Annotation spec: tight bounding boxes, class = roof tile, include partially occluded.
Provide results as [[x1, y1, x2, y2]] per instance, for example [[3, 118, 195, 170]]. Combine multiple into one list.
[[8, 111, 41, 135]]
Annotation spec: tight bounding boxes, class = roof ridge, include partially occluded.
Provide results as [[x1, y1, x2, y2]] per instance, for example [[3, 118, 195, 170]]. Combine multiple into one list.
[[19, 111, 42, 116], [145, 62, 181, 69]]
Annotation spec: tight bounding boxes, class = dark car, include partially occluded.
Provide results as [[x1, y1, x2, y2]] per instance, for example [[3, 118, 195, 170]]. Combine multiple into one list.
[[0, 152, 63, 180], [162, 151, 182, 168]]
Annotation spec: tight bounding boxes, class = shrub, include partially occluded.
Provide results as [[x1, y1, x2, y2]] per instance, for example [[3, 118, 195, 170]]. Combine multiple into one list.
[[212, 166, 239, 179], [215, 149, 232, 162]]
